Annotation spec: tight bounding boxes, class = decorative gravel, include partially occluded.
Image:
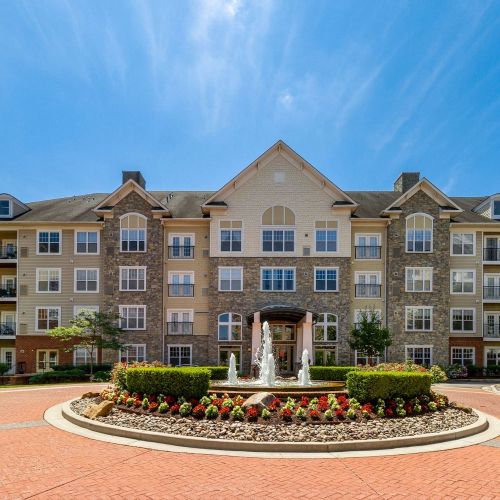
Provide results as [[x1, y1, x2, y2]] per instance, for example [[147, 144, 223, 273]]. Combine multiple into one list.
[[70, 398, 478, 443]]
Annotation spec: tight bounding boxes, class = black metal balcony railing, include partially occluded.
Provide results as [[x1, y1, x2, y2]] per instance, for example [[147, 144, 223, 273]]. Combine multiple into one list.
[[0, 323, 16, 336], [168, 246, 194, 259], [0, 246, 17, 259], [484, 323, 500, 339], [484, 248, 500, 262], [0, 286, 16, 298], [484, 286, 500, 301], [168, 284, 194, 297], [355, 284, 382, 298], [354, 246, 381, 259], [167, 322, 194, 335]]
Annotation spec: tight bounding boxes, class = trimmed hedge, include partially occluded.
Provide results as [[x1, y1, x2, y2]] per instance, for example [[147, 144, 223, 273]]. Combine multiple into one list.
[[196, 366, 229, 380], [346, 371, 432, 403], [309, 366, 359, 381], [52, 364, 113, 374], [28, 369, 87, 384], [126, 367, 210, 399]]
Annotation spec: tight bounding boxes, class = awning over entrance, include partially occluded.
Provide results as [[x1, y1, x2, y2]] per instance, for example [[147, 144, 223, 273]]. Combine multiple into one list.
[[246, 305, 320, 326]]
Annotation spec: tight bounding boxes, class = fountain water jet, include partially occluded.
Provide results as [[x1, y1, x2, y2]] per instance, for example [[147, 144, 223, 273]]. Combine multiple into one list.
[[227, 353, 238, 385], [297, 349, 311, 386]]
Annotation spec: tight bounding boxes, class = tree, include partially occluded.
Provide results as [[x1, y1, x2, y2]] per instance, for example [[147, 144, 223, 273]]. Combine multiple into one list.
[[47, 311, 125, 375], [349, 309, 392, 365]]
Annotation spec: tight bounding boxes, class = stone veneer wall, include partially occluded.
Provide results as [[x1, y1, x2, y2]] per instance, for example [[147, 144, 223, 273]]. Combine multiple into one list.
[[163, 334, 208, 366], [386, 190, 450, 365], [208, 257, 352, 373], [101, 191, 164, 363]]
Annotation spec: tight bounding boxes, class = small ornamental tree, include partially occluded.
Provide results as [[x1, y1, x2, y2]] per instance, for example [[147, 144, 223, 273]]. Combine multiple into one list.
[[349, 310, 392, 366], [47, 311, 125, 375]]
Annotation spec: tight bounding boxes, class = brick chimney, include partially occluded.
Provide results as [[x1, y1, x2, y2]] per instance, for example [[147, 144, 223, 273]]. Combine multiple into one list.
[[394, 172, 420, 193], [122, 171, 146, 189]]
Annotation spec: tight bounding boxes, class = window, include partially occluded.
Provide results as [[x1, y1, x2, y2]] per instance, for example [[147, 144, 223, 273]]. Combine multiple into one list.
[[355, 234, 380, 259], [484, 274, 500, 300], [120, 344, 146, 363], [219, 347, 240, 370], [451, 308, 475, 333], [73, 347, 97, 366], [314, 348, 337, 366], [355, 350, 383, 366], [120, 213, 146, 252], [37, 230, 61, 254], [261, 267, 295, 291], [169, 234, 194, 259], [451, 233, 474, 256], [218, 313, 242, 341], [405, 267, 433, 292], [36, 268, 61, 293], [36, 307, 60, 330], [493, 200, 500, 219], [218, 267, 242, 291], [406, 345, 432, 366], [485, 313, 500, 338], [314, 313, 337, 342], [167, 310, 193, 335], [262, 206, 295, 252], [451, 270, 475, 294], [270, 324, 295, 341], [353, 309, 382, 328], [314, 267, 338, 292], [73, 305, 99, 317], [168, 272, 194, 296], [355, 272, 381, 297], [315, 221, 338, 252], [406, 214, 433, 252], [75, 231, 99, 254], [0, 200, 11, 217], [119, 305, 146, 330], [486, 348, 500, 366], [484, 237, 500, 262], [36, 350, 58, 372], [405, 306, 432, 331], [168, 345, 192, 366], [120, 267, 146, 291], [451, 347, 475, 366], [220, 221, 242, 252], [74, 269, 99, 293]]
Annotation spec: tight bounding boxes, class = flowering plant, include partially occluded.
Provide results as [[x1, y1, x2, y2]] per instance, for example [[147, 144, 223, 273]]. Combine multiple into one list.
[[148, 402, 158, 412], [280, 407, 293, 422], [170, 403, 180, 415], [295, 407, 307, 421], [142, 398, 149, 410], [309, 409, 321, 421], [179, 402, 192, 417], [231, 405, 245, 421], [324, 409, 334, 421], [205, 405, 219, 419], [192, 404, 206, 419], [246, 406, 259, 422], [158, 402, 169, 414], [219, 406, 230, 420], [261, 408, 271, 420]]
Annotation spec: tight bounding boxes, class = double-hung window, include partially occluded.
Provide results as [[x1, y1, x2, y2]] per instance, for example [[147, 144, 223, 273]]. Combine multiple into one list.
[[261, 206, 295, 252], [169, 234, 194, 259], [220, 221, 242, 252], [315, 267, 338, 292], [405, 267, 433, 292], [218, 267, 242, 291], [314, 313, 337, 342], [355, 272, 380, 297], [74, 268, 99, 293], [405, 306, 432, 331], [36, 268, 61, 293], [405, 346, 432, 366], [119, 305, 146, 330], [261, 267, 295, 291], [451, 347, 475, 366], [120, 214, 146, 252], [355, 234, 380, 259], [315, 221, 338, 252], [120, 267, 146, 291], [218, 313, 242, 341], [451, 308, 475, 333], [451, 233, 474, 256], [37, 231, 61, 254], [168, 345, 192, 366], [451, 270, 475, 294], [73, 347, 97, 366], [168, 272, 194, 296], [36, 307, 60, 330], [75, 231, 99, 254], [406, 214, 433, 252], [120, 344, 146, 363]]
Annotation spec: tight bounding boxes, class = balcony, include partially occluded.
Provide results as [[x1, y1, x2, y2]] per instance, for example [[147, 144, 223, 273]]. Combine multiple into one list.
[[484, 248, 500, 262], [354, 246, 381, 259], [167, 322, 194, 335], [484, 323, 500, 339], [355, 284, 382, 298], [483, 286, 500, 301], [168, 284, 194, 297], [168, 246, 194, 259], [0, 322, 16, 337], [0, 245, 17, 260], [0, 285, 16, 300]]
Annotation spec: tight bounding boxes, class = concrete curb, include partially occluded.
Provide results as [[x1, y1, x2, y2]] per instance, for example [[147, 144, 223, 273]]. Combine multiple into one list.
[[60, 399, 489, 454]]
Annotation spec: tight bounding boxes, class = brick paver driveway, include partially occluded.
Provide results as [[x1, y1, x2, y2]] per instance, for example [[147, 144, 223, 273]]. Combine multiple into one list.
[[0, 383, 499, 499]]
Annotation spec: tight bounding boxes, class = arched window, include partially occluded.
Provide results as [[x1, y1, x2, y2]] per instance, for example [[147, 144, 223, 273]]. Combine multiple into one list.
[[120, 213, 147, 252], [313, 313, 337, 342], [218, 313, 242, 341], [261, 206, 295, 252], [406, 213, 433, 253]]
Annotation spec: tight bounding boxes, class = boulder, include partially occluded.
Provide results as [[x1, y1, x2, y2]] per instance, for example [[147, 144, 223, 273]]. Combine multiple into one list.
[[83, 401, 114, 419], [81, 392, 100, 399], [242, 392, 275, 409]]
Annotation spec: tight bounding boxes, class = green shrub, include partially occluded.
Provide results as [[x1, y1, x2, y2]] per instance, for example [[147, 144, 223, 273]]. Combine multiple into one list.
[[125, 367, 210, 399], [0, 363, 9, 376], [198, 366, 230, 380], [52, 363, 112, 374], [485, 364, 500, 377], [309, 366, 359, 381], [346, 371, 432, 403], [466, 364, 481, 377], [28, 369, 87, 384], [91, 370, 111, 382], [429, 365, 448, 383]]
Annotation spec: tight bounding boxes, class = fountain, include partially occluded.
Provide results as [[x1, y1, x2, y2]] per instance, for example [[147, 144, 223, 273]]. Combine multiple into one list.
[[255, 321, 276, 386], [297, 348, 311, 386], [227, 353, 238, 385]]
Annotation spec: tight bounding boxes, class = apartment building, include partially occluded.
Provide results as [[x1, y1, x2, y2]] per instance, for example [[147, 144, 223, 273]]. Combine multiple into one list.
[[1, 140, 499, 375]]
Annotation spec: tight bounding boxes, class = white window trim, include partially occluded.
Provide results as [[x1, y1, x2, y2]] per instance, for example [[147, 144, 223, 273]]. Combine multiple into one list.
[[167, 344, 193, 366], [353, 309, 382, 323], [168, 271, 195, 283], [119, 212, 147, 253], [0, 199, 12, 218], [73, 346, 98, 365], [491, 199, 500, 220], [119, 305, 147, 330], [313, 225, 339, 254], [35, 306, 61, 332], [219, 221, 244, 253], [119, 266, 147, 292], [450, 269, 476, 295], [405, 345, 433, 365], [167, 309, 194, 321], [218, 266, 243, 292], [405, 306, 433, 332], [36, 230, 62, 256], [314, 347, 338, 365], [74, 268, 100, 294], [217, 312, 243, 342], [120, 344, 147, 363], [450, 346, 476, 365], [73, 305, 99, 317], [260, 266, 296, 292], [405, 213, 433, 253], [313, 313, 338, 342], [354, 349, 385, 365], [314, 266, 339, 292], [74, 230, 100, 255], [405, 267, 433, 293], [168, 233, 195, 245], [450, 232, 475, 257], [218, 346, 241, 366], [484, 346, 500, 367], [36, 268, 62, 294], [450, 307, 476, 334], [261, 227, 296, 254]]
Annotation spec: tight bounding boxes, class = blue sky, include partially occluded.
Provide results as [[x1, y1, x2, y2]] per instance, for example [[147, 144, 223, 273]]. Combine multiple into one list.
[[1, 0, 499, 202]]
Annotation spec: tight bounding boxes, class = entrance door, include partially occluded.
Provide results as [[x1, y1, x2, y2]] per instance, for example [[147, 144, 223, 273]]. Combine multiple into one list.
[[37, 350, 58, 373], [0, 348, 15, 375], [273, 344, 295, 374]]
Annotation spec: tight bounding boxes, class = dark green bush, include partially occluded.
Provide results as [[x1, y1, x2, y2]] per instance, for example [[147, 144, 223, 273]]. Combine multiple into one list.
[[346, 371, 432, 403], [28, 369, 87, 384], [52, 363, 112, 374], [485, 364, 500, 376], [91, 370, 111, 382], [309, 366, 359, 381], [193, 366, 229, 380], [0, 363, 9, 376], [126, 367, 210, 399]]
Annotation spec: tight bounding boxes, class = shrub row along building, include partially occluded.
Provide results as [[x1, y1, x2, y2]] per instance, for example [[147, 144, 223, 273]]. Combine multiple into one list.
[[1, 141, 499, 375]]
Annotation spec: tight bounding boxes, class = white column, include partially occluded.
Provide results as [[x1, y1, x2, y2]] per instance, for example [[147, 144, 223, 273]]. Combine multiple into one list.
[[302, 311, 313, 363], [251, 311, 261, 364], [296, 325, 303, 363]]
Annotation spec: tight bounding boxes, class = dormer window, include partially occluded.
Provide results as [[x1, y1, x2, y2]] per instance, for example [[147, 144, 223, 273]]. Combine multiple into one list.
[[493, 200, 500, 220], [0, 200, 11, 218], [406, 213, 433, 253]]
